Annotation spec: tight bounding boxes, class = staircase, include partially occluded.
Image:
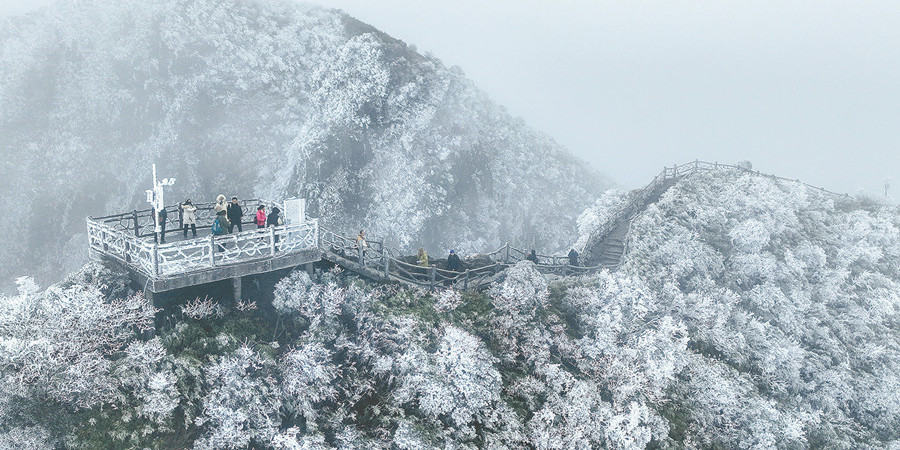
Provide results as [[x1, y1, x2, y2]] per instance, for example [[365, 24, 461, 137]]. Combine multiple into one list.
[[583, 178, 677, 268]]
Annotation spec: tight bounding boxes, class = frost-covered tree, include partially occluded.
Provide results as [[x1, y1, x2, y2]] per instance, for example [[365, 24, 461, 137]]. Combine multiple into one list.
[[0, 276, 155, 409], [194, 345, 282, 450], [279, 342, 340, 429], [113, 338, 180, 426], [396, 326, 502, 437]]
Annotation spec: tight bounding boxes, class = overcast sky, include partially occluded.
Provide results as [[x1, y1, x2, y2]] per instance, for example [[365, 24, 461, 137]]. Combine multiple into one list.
[[5, 0, 899, 197]]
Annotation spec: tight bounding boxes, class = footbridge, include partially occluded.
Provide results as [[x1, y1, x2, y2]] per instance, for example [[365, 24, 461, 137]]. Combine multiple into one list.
[[87, 161, 851, 299]]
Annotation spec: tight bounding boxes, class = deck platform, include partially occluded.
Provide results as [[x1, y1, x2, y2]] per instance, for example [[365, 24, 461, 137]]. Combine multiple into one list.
[[87, 198, 320, 295]]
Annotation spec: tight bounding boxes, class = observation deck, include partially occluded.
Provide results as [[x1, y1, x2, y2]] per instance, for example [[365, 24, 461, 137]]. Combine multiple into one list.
[[87, 198, 320, 295]]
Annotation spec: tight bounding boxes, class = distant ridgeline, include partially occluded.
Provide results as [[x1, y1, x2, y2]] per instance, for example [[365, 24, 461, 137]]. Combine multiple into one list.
[[88, 161, 853, 303]]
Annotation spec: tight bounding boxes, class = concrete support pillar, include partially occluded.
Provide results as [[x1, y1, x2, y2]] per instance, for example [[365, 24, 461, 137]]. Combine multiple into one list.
[[233, 276, 242, 302], [304, 263, 314, 276]]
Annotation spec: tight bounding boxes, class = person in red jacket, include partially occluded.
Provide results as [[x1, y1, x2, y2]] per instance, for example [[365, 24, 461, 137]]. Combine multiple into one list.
[[256, 205, 267, 229]]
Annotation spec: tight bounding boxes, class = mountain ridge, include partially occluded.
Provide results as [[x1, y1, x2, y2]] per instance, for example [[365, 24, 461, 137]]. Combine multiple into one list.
[[0, 0, 610, 291]]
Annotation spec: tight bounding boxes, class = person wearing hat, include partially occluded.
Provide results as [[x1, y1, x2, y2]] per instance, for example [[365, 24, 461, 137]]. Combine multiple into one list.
[[213, 194, 227, 213], [447, 250, 464, 272], [568, 248, 579, 267]]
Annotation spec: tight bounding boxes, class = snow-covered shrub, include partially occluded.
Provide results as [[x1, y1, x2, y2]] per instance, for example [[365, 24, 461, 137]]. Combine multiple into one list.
[[194, 345, 282, 449], [180, 296, 224, 320], [488, 262, 553, 363], [0, 278, 156, 409], [434, 288, 463, 313], [280, 342, 340, 425], [0, 425, 52, 450], [114, 338, 180, 425], [396, 326, 501, 434], [574, 188, 630, 251]]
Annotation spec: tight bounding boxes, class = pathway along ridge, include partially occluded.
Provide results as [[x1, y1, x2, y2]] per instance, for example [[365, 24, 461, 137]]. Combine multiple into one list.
[[319, 161, 853, 292]]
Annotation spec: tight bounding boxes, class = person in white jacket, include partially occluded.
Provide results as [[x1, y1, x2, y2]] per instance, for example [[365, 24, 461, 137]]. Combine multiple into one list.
[[181, 199, 197, 238]]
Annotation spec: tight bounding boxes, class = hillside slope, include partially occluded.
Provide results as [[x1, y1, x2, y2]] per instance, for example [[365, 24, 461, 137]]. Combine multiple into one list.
[[0, 0, 607, 290], [1, 169, 897, 448], [616, 168, 900, 446]]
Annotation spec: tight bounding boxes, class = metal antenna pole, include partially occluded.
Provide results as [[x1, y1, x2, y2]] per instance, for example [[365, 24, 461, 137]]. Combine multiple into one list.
[[147, 163, 175, 243]]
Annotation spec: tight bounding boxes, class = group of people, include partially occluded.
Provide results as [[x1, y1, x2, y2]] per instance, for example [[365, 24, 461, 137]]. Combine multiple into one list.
[[526, 248, 580, 266], [352, 229, 580, 275], [151, 195, 285, 244]]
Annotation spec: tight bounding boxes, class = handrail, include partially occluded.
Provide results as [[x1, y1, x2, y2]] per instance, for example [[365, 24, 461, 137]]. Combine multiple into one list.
[[580, 160, 852, 257]]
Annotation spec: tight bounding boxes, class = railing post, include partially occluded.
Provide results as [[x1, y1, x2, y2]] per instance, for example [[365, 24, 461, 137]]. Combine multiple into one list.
[[694, 159, 699, 171], [269, 227, 276, 256], [504, 243, 510, 264], [209, 235, 216, 267], [132, 210, 140, 236], [152, 244, 159, 277], [464, 270, 469, 291], [429, 266, 436, 291], [383, 254, 390, 279]]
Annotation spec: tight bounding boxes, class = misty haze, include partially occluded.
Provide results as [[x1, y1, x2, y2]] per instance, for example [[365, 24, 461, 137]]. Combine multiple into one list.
[[0, 1, 898, 448]]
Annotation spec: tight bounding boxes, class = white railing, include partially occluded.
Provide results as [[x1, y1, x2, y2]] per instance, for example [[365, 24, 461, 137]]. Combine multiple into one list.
[[580, 160, 852, 257], [87, 216, 319, 279]]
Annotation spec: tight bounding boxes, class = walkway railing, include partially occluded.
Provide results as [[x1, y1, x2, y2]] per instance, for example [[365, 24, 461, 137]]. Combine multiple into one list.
[[88, 201, 318, 279], [580, 160, 852, 258], [90, 198, 266, 238], [319, 227, 601, 291]]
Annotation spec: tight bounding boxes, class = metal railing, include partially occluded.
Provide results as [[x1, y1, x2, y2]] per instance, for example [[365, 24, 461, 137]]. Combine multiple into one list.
[[319, 227, 601, 291], [90, 198, 268, 238]]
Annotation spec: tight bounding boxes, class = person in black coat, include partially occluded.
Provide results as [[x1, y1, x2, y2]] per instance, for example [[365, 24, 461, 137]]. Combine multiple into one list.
[[447, 250, 464, 272], [526, 250, 538, 264], [154, 207, 168, 243], [226, 197, 244, 233], [267, 206, 282, 246], [568, 248, 579, 267]]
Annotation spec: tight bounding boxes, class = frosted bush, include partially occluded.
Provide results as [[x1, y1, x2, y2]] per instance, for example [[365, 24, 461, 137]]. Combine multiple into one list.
[[574, 189, 629, 251], [435, 289, 463, 313], [181, 296, 224, 320], [280, 342, 340, 423], [116, 339, 180, 425], [397, 326, 501, 432], [194, 345, 282, 450], [0, 279, 155, 409], [729, 219, 770, 253]]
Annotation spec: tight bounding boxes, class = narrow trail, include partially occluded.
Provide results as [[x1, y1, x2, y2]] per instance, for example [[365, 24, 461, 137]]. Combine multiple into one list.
[[321, 161, 851, 291]]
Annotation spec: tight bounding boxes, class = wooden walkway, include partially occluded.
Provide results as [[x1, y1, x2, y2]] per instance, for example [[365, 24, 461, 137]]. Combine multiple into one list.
[[87, 161, 852, 297]]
